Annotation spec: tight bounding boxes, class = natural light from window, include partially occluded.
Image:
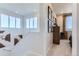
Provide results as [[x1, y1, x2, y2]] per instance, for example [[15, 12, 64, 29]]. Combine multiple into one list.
[[66, 16, 72, 31], [1, 14, 9, 28], [26, 17, 38, 29], [0, 14, 21, 28], [10, 16, 16, 28], [16, 18, 21, 28]]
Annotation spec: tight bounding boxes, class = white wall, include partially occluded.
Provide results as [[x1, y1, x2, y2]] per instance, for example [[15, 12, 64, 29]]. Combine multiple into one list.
[[57, 15, 63, 32], [14, 3, 55, 56], [22, 4, 55, 56], [39, 3, 56, 55], [76, 3, 79, 56], [18, 4, 46, 55], [70, 3, 77, 56]]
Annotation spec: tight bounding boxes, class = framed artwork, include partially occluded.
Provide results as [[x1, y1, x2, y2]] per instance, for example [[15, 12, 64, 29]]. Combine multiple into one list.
[[48, 6, 52, 20], [48, 6, 53, 32], [48, 20, 52, 32]]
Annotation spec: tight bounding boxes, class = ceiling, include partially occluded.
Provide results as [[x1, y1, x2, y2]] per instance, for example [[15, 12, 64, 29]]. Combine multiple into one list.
[[0, 3, 39, 16], [52, 3, 73, 15], [0, 3, 73, 16]]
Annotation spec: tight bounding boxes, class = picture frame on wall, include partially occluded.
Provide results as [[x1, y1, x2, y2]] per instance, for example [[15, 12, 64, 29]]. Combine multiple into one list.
[[48, 6, 53, 33], [48, 6, 52, 20], [48, 19, 52, 32]]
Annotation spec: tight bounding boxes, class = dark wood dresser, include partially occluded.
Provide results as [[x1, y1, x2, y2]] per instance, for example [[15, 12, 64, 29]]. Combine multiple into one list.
[[53, 26, 60, 44]]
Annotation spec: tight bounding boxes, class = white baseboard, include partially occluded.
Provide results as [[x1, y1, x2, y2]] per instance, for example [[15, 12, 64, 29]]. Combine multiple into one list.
[[23, 51, 43, 56]]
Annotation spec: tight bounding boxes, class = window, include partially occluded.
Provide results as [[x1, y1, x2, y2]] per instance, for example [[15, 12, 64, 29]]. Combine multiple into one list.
[[26, 19, 30, 29], [0, 14, 21, 28], [26, 17, 38, 29], [16, 18, 21, 28], [66, 16, 72, 31], [29, 18, 34, 28], [10, 17, 21, 28], [10, 16, 15, 28], [1, 14, 9, 28]]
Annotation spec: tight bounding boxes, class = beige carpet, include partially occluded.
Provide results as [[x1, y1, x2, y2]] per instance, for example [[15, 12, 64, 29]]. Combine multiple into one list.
[[47, 40, 72, 56]]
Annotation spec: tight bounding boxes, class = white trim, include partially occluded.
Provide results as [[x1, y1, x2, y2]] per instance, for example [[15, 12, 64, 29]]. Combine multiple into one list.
[[23, 51, 42, 56], [72, 3, 77, 56]]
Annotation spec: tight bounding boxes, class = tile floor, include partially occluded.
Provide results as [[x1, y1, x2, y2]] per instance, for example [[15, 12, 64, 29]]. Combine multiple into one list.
[[47, 40, 72, 56]]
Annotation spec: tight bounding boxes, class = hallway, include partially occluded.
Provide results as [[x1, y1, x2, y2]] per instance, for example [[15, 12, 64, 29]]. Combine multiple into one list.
[[48, 40, 72, 56]]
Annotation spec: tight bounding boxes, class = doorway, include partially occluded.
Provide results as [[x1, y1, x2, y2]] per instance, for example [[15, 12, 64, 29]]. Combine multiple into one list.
[[47, 3, 73, 56]]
